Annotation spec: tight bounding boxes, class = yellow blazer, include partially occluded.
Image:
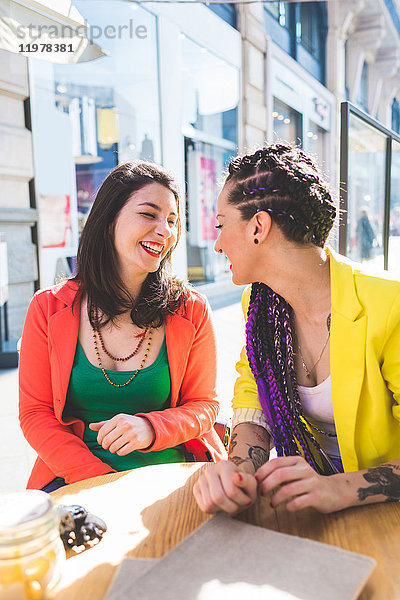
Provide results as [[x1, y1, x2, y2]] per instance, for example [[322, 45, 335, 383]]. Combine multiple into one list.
[[232, 247, 400, 473]]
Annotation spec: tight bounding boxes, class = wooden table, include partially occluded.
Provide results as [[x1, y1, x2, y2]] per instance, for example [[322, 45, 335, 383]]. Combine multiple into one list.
[[51, 463, 400, 600]]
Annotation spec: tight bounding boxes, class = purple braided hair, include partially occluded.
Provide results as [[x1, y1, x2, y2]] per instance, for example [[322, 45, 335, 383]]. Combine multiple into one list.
[[246, 283, 338, 475]]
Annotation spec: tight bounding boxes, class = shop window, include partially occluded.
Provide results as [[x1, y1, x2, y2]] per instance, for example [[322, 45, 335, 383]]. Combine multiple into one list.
[[181, 36, 239, 283], [185, 141, 234, 283], [264, 2, 291, 54], [347, 113, 385, 268], [299, 3, 322, 59], [265, 2, 327, 84], [297, 2, 327, 84], [265, 2, 289, 28], [181, 36, 239, 144], [305, 121, 326, 168], [51, 2, 161, 233], [272, 98, 302, 146], [29, 1, 161, 289], [392, 98, 400, 134], [207, 4, 237, 29], [341, 102, 400, 274]]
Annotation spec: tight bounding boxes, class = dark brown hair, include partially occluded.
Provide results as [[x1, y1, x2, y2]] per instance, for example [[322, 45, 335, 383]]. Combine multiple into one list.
[[72, 162, 186, 329], [225, 143, 336, 247]]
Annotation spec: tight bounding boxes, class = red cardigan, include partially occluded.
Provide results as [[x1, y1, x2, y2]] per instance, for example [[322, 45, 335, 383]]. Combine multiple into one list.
[[19, 280, 226, 489]]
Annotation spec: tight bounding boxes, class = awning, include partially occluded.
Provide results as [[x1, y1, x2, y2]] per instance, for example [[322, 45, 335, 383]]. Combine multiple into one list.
[[0, 0, 108, 63]]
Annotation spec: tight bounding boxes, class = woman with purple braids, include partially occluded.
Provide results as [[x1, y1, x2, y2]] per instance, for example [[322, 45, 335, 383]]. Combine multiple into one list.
[[193, 143, 400, 515]]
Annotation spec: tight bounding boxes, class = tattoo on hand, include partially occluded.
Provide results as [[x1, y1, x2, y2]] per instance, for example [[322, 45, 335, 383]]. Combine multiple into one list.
[[357, 465, 400, 502]]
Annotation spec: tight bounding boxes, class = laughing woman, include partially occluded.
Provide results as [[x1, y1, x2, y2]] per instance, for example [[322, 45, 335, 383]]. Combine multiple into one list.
[[19, 163, 226, 492], [193, 143, 400, 515]]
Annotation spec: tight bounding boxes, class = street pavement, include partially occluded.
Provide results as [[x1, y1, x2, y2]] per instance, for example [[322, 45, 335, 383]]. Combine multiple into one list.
[[0, 300, 245, 493]]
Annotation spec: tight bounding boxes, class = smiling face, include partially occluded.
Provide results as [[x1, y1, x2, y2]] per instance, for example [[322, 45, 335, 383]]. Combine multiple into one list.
[[214, 183, 257, 285], [113, 182, 178, 281]]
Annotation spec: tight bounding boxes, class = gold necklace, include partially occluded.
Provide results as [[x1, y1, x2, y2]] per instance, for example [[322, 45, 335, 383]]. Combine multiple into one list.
[[93, 307, 148, 362], [297, 313, 331, 379], [297, 331, 330, 379], [92, 326, 153, 387]]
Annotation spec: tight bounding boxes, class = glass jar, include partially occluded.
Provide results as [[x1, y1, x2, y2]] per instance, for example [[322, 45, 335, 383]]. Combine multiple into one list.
[[0, 490, 65, 599]]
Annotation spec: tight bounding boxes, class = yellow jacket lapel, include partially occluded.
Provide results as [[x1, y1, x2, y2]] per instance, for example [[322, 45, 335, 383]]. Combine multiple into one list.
[[328, 247, 367, 471]]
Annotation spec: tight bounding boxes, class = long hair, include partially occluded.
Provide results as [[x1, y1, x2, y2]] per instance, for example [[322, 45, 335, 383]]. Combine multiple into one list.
[[226, 144, 339, 474], [72, 162, 186, 329]]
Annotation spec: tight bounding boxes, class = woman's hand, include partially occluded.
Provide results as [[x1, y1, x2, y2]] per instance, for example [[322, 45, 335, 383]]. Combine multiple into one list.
[[255, 456, 344, 514], [193, 460, 258, 515], [89, 414, 156, 455]]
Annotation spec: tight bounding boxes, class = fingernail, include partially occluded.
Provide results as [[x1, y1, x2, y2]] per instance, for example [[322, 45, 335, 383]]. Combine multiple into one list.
[[254, 475, 259, 482], [246, 501, 252, 506], [237, 473, 243, 482]]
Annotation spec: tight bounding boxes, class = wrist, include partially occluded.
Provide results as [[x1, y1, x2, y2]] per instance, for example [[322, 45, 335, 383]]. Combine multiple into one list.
[[331, 472, 355, 511], [229, 458, 256, 475], [139, 416, 156, 449]]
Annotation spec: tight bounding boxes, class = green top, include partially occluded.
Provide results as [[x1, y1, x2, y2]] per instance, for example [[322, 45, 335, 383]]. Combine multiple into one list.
[[64, 337, 186, 471]]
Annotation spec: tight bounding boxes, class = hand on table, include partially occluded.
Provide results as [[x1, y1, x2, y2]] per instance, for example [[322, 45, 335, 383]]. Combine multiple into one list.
[[89, 414, 155, 455], [255, 456, 343, 514], [193, 460, 258, 515]]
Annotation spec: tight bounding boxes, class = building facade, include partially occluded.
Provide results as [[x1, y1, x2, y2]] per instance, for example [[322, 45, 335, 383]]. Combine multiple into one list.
[[0, 50, 36, 366], [239, 0, 400, 275]]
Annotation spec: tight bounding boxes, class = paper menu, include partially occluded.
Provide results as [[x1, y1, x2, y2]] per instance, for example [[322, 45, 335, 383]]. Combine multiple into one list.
[[106, 513, 375, 600]]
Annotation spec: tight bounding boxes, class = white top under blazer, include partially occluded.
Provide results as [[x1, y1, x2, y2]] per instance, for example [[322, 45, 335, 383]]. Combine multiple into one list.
[[233, 375, 341, 459]]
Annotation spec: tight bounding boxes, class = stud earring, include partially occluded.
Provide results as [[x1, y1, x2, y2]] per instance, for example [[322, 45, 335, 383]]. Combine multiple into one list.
[[254, 238, 259, 245], [218, 249, 223, 254]]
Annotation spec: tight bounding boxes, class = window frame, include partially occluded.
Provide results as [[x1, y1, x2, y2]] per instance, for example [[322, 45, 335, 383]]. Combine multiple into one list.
[[340, 101, 400, 269]]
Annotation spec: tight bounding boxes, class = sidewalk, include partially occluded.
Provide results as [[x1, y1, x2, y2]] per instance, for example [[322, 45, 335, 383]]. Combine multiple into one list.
[[0, 369, 37, 493], [0, 301, 245, 494]]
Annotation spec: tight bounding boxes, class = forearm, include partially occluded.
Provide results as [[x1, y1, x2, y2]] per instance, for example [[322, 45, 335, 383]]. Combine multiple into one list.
[[136, 399, 219, 452], [334, 459, 400, 511], [228, 422, 270, 475]]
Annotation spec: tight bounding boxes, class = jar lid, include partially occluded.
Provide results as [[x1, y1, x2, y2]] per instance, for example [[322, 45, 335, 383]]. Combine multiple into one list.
[[0, 490, 53, 529]]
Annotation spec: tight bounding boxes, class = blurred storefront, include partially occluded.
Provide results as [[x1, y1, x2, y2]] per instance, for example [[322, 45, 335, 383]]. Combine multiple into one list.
[[28, 0, 240, 288], [29, 2, 162, 286], [181, 34, 239, 283]]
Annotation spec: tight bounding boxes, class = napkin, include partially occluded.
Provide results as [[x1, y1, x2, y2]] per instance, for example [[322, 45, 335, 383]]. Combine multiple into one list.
[[105, 513, 376, 600]]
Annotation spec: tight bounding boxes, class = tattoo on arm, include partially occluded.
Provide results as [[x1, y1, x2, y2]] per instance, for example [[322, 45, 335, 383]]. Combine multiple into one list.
[[357, 465, 400, 502], [247, 444, 268, 471], [229, 444, 268, 472], [229, 433, 238, 454], [254, 430, 267, 445], [230, 456, 249, 467]]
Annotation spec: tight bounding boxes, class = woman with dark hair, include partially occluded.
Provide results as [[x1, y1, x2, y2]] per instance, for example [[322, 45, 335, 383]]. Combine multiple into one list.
[[19, 162, 226, 492], [193, 143, 400, 515]]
